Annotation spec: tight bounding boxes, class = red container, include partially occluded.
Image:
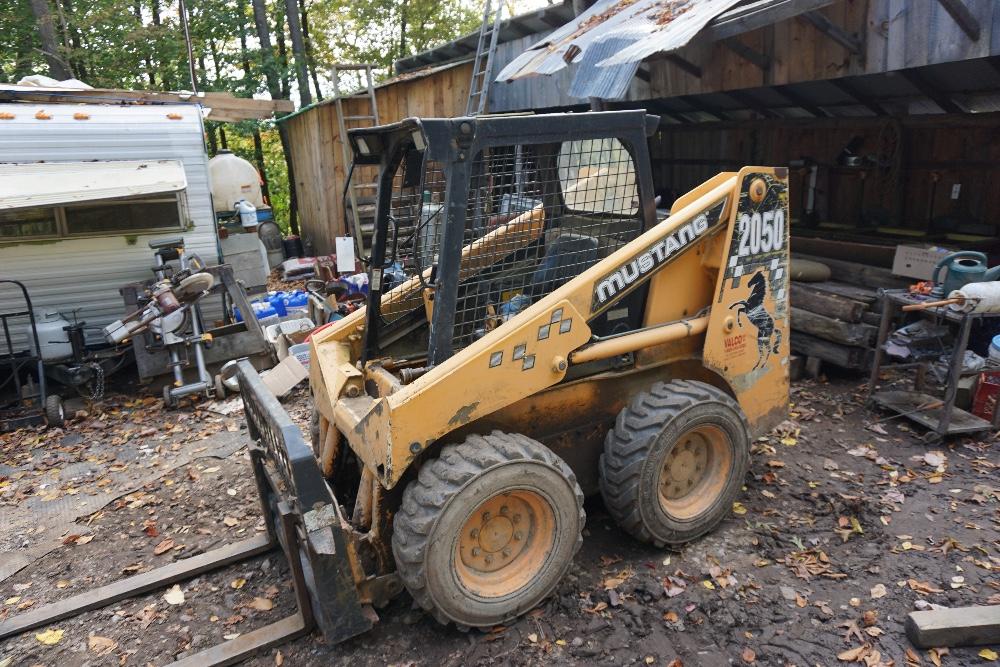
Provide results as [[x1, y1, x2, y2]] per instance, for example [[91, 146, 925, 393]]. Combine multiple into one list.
[[972, 371, 1000, 422]]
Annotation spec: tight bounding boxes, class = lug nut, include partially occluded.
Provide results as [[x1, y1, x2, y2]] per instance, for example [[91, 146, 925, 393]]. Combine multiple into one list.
[[500, 505, 508, 515], [502, 548, 511, 557], [470, 528, 479, 538], [482, 511, 491, 521], [513, 531, 523, 541], [512, 514, 521, 524], [484, 555, 494, 565], [471, 547, 481, 556]]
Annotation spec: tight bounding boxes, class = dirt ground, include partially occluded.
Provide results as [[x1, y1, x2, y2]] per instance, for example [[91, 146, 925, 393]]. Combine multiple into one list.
[[1, 371, 998, 667]]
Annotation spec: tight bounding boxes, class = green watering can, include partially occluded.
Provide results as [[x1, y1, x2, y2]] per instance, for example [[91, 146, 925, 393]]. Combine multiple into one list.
[[931, 251, 1000, 297]]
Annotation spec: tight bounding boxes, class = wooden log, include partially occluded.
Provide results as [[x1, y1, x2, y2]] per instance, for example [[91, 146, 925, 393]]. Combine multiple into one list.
[[790, 283, 866, 322], [860, 310, 882, 327], [906, 605, 1000, 649], [790, 331, 868, 369], [795, 253, 911, 291], [791, 307, 877, 347], [804, 281, 879, 305]]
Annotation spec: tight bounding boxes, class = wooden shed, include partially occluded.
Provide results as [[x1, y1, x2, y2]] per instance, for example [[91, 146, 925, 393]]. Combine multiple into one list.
[[285, 0, 1000, 256]]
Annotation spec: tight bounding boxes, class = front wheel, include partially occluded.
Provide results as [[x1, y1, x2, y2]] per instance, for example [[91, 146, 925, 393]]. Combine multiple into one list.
[[392, 431, 584, 629], [599, 380, 750, 548]]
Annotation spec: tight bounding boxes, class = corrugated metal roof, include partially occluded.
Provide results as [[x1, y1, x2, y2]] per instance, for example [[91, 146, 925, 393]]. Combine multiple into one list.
[[0, 160, 186, 211], [497, 0, 743, 99]]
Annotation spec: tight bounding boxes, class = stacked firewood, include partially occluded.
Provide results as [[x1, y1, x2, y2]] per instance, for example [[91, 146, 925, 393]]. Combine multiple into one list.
[[789, 254, 911, 371]]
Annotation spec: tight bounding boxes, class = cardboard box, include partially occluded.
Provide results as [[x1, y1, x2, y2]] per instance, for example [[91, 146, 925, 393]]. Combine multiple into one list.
[[892, 245, 952, 281], [261, 354, 308, 397]]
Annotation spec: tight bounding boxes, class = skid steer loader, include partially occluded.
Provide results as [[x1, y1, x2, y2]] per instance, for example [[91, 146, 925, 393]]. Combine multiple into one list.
[[0, 110, 789, 664]]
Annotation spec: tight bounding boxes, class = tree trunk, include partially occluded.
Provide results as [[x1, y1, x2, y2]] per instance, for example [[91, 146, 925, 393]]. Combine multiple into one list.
[[398, 0, 408, 60], [219, 126, 228, 150], [206, 123, 218, 155], [283, 0, 311, 107], [252, 129, 271, 202], [275, 20, 291, 99], [238, 0, 272, 201], [251, 0, 299, 234], [298, 0, 322, 101], [60, 0, 88, 82], [29, 0, 72, 80]]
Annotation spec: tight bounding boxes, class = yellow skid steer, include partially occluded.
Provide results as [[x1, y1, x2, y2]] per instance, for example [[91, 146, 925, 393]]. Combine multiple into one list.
[[0, 110, 789, 663]]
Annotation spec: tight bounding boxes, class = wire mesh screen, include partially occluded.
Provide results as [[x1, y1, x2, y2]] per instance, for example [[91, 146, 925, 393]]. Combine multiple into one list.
[[446, 138, 643, 352], [377, 150, 446, 326]]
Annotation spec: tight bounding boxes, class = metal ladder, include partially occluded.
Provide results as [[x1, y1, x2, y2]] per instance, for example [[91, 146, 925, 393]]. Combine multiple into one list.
[[333, 63, 380, 254], [465, 0, 503, 116]]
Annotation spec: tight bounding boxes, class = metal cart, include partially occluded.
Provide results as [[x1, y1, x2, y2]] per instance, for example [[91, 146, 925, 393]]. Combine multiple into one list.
[[0, 279, 63, 431], [866, 289, 1000, 442]]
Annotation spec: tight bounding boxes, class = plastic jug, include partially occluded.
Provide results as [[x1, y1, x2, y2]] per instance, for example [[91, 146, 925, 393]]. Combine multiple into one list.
[[932, 251, 1000, 296]]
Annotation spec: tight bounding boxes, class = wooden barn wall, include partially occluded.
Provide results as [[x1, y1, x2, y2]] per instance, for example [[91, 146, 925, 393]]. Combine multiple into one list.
[[649, 113, 1000, 236], [285, 62, 472, 255], [491, 0, 1000, 112]]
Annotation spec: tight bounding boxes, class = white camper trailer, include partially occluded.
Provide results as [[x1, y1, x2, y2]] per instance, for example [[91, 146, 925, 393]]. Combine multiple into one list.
[[0, 102, 218, 351]]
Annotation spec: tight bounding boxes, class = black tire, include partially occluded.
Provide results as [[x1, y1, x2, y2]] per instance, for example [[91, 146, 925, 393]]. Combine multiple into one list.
[[213, 373, 227, 399], [392, 431, 585, 629], [599, 380, 750, 548], [44, 394, 64, 427]]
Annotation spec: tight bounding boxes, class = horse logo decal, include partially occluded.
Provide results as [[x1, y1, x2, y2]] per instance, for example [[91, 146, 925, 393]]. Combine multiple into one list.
[[729, 271, 781, 370]]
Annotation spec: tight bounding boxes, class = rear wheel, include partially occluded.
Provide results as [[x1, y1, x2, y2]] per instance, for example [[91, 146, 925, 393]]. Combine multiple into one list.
[[599, 380, 750, 547], [392, 431, 584, 628]]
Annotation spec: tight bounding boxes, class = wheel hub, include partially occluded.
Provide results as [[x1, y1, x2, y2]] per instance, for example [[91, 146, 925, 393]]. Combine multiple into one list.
[[657, 424, 732, 519], [456, 490, 554, 596]]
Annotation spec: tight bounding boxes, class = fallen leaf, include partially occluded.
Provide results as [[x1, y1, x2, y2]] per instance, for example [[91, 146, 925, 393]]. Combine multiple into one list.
[[154, 538, 175, 555], [88, 635, 117, 655], [249, 597, 273, 611], [980, 648, 998, 661], [527, 632, 538, 643], [838, 645, 869, 661], [870, 584, 887, 599], [732, 502, 747, 515], [667, 660, 683, 667], [584, 601, 608, 613], [908, 579, 944, 594], [35, 628, 64, 645], [231, 578, 247, 589], [702, 580, 715, 590], [223, 517, 239, 527], [275, 650, 284, 666], [664, 611, 679, 622], [929, 647, 949, 667], [163, 584, 185, 605], [742, 647, 756, 663]]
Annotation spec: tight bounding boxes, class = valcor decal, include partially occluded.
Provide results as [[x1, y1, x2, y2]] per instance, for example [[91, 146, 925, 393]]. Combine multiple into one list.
[[729, 271, 781, 370], [591, 201, 725, 313]]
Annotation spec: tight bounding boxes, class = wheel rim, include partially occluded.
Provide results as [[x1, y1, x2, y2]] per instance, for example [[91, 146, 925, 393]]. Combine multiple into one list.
[[454, 490, 555, 599], [657, 424, 733, 520]]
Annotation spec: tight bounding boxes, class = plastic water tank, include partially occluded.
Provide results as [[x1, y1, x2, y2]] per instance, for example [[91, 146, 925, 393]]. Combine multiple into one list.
[[209, 150, 264, 213], [32, 311, 73, 361]]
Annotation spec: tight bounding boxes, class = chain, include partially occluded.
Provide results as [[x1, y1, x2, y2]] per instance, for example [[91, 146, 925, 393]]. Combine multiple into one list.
[[87, 362, 105, 401]]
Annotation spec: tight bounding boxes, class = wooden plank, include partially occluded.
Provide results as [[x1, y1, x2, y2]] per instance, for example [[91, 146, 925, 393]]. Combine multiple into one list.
[[935, 0, 981, 41], [706, 0, 839, 41], [799, 280, 879, 304], [790, 283, 866, 322], [790, 331, 868, 369], [791, 307, 876, 346], [907, 605, 1000, 648], [795, 253, 912, 290], [800, 10, 864, 55]]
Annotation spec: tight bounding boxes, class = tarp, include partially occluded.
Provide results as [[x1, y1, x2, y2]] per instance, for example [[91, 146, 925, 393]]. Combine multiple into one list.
[[496, 0, 743, 100], [0, 159, 187, 211]]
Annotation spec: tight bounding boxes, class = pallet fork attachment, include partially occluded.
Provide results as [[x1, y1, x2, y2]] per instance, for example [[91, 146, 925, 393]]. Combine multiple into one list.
[[0, 360, 374, 665]]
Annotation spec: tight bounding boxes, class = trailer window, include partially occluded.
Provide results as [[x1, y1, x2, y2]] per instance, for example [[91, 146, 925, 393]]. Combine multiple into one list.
[[0, 208, 59, 239], [558, 138, 638, 215], [0, 193, 184, 240], [64, 195, 183, 235]]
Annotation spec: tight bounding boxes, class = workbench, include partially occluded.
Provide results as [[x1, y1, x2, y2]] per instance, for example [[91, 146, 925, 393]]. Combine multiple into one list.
[[866, 289, 1000, 442]]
